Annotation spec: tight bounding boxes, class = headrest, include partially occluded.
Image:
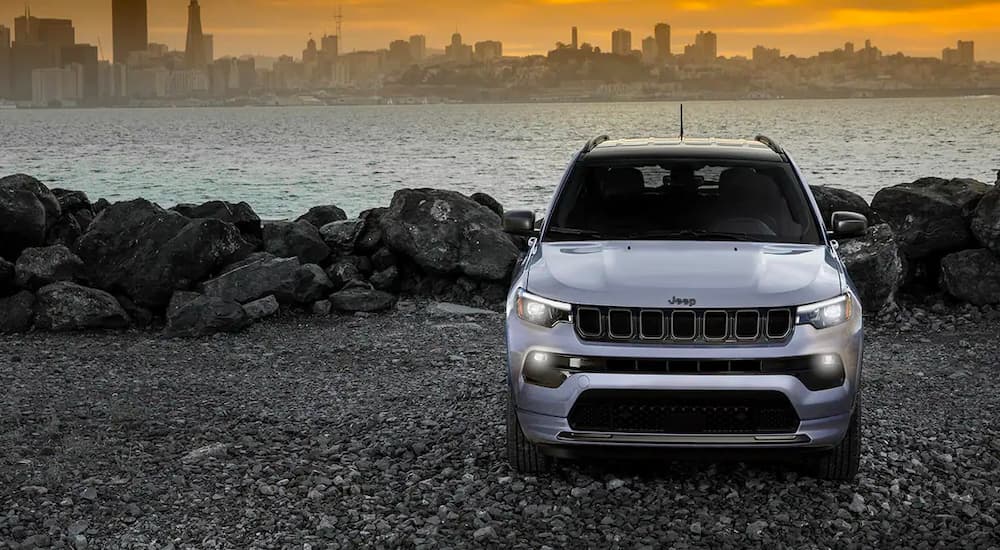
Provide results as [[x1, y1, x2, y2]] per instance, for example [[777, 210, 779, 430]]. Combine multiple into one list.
[[721, 171, 781, 201], [601, 167, 645, 201], [718, 167, 757, 190], [670, 166, 698, 188]]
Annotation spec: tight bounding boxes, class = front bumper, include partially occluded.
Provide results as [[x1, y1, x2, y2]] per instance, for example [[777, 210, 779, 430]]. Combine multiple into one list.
[[506, 308, 863, 452]]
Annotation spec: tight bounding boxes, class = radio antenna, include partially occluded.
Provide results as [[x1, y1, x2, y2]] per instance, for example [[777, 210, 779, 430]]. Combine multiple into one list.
[[679, 104, 685, 140]]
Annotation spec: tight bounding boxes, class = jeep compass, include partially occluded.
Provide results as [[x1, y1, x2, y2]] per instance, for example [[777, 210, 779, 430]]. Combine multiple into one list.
[[503, 136, 867, 480]]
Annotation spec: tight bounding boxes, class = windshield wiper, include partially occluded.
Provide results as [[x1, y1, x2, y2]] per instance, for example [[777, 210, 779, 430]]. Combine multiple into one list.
[[545, 226, 608, 239], [626, 229, 759, 242]]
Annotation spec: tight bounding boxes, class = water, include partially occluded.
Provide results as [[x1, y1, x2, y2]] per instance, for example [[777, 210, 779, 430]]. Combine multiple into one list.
[[1, 97, 998, 219]]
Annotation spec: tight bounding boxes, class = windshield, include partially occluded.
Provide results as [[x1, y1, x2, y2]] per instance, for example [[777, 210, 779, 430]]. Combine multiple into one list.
[[543, 159, 822, 244]]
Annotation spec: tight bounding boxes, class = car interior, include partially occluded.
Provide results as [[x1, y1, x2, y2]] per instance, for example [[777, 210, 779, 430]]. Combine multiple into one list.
[[546, 161, 822, 244]]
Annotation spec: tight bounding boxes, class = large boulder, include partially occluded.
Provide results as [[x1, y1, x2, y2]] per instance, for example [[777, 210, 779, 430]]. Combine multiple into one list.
[[838, 224, 904, 314], [52, 189, 95, 232], [320, 219, 364, 256], [370, 266, 399, 292], [75, 199, 254, 309], [199, 256, 300, 304], [0, 174, 60, 229], [165, 294, 250, 337], [379, 189, 519, 281], [0, 291, 36, 333], [871, 178, 989, 260], [15, 245, 84, 290], [0, 188, 47, 259], [470, 192, 504, 218], [35, 282, 130, 331], [45, 214, 84, 248], [172, 200, 263, 244], [329, 287, 397, 313], [970, 186, 1000, 255], [325, 259, 362, 289], [296, 205, 347, 228], [243, 295, 280, 320], [291, 264, 334, 303], [939, 249, 1000, 305], [809, 186, 878, 227], [262, 221, 330, 265]]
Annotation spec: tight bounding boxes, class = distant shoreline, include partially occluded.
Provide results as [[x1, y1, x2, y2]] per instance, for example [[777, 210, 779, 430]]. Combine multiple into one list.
[[3, 88, 999, 110]]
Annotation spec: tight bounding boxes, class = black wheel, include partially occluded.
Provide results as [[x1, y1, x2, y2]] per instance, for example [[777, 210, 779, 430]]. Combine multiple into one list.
[[811, 398, 861, 481], [506, 394, 552, 474]]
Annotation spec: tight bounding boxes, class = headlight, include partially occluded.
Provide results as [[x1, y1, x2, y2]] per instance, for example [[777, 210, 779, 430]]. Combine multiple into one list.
[[796, 294, 852, 329], [516, 289, 572, 328]]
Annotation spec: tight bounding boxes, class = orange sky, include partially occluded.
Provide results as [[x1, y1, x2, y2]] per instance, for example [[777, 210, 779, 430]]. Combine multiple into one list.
[[2, 0, 998, 61]]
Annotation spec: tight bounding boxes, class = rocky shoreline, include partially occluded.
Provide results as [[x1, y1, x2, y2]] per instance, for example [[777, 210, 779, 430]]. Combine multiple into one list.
[[2, 173, 1000, 336]]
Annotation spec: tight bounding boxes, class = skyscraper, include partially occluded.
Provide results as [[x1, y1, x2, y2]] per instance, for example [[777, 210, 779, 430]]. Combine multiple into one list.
[[611, 29, 632, 55], [408, 35, 425, 61], [112, 0, 147, 65], [323, 35, 340, 58], [654, 23, 671, 59], [185, 0, 206, 69], [203, 34, 214, 65], [571, 27, 578, 50], [0, 25, 10, 98]]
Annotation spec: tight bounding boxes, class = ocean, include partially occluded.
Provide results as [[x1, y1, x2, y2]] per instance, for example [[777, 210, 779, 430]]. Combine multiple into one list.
[[1, 96, 998, 219]]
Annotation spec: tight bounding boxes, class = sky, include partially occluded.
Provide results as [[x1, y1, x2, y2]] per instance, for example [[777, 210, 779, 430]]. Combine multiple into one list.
[[2, 0, 998, 61]]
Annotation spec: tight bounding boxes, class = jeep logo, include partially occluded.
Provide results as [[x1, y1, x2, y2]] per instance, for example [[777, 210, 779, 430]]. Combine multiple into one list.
[[668, 296, 697, 307]]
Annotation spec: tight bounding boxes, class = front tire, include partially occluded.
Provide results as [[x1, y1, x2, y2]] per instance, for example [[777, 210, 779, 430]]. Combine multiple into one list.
[[506, 394, 552, 474], [811, 398, 861, 481]]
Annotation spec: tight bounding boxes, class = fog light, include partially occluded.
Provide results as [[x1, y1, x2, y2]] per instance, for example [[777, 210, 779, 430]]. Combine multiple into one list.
[[533, 352, 549, 363], [799, 354, 846, 391], [523, 352, 573, 388]]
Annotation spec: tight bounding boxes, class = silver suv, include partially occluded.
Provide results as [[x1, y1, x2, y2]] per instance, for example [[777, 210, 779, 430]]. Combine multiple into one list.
[[503, 136, 867, 480]]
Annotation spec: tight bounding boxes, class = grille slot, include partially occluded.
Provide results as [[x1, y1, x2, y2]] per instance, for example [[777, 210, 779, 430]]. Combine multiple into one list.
[[703, 311, 728, 340], [767, 309, 792, 339], [577, 307, 602, 337], [608, 309, 634, 339], [639, 310, 665, 339], [568, 390, 800, 434], [735, 311, 761, 339], [671, 311, 697, 340]]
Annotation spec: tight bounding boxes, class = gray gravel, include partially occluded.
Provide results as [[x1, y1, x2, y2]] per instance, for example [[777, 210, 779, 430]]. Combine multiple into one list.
[[2, 302, 999, 549]]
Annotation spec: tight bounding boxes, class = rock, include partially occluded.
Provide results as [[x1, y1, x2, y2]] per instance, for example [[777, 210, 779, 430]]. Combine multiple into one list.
[[810, 185, 878, 226], [243, 295, 280, 320], [370, 266, 399, 291], [0, 174, 60, 228], [939, 249, 1000, 305], [0, 291, 36, 332], [181, 442, 230, 463], [52, 188, 92, 213], [371, 247, 397, 271], [291, 264, 334, 303], [218, 251, 277, 274], [320, 219, 364, 256], [168, 290, 202, 317], [0, 188, 47, 259], [325, 259, 362, 289], [849, 493, 866, 514], [838, 224, 904, 313], [199, 256, 300, 304], [427, 302, 499, 317], [970, 186, 1000, 255], [871, 177, 989, 259], [380, 188, 519, 280], [166, 294, 250, 337], [75, 199, 254, 308], [115, 294, 154, 328], [329, 287, 397, 313], [297, 205, 347, 228], [471, 192, 504, 218], [0, 256, 14, 293], [45, 213, 84, 248], [356, 208, 387, 254], [311, 299, 332, 315], [473, 526, 496, 541], [345, 254, 374, 275], [35, 282, 130, 331], [93, 198, 110, 213], [172, 200, 263, 244], [14, 245, 84, 289], [262, 220, 330, 265]]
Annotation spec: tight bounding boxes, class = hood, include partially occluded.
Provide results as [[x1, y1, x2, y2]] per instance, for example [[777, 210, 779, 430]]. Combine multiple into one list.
[[525, 240, 843, 309]]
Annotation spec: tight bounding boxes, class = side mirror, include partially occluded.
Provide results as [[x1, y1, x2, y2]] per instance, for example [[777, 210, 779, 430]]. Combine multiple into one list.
[[830, 211, 868, 239], [503, 210, 538, 236]]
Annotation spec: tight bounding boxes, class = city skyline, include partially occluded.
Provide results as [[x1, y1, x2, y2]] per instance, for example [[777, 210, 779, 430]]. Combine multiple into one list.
[[0, 1, 998, 62]]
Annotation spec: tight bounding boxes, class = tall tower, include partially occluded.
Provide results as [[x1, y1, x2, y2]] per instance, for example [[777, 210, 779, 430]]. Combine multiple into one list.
[[654, 23, 670, 59], [112, 0, 147, 65], [185, 0, 205, 69], [571, 27, 578, 49]]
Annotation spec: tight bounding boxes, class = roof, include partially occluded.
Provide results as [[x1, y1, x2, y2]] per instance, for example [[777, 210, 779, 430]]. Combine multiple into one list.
[[582, 137, 786, 163]]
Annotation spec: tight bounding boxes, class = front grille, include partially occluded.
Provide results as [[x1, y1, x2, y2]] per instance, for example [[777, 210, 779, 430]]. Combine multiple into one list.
[[568, 390, 800, 434], [574, 306, 793, 344]]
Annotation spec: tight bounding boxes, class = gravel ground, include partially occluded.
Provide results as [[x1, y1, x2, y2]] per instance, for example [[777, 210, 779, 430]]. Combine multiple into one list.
[[2, 302, 999, 549]]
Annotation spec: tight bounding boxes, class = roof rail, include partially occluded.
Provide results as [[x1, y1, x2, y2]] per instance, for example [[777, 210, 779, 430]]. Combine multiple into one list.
[[582, 135, 610, 153], [754, 135, 784, 155]]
